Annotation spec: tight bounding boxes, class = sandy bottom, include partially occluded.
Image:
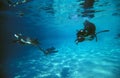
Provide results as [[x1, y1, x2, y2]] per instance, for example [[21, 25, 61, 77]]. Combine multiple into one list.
[[8, 39, 120, 78]]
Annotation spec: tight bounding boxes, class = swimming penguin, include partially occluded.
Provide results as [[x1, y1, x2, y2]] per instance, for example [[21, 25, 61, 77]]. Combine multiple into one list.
[[13, 33, 40, 45], [12, 34, 26, 44], [38, 46, 58, 55], [75, 20, 110, 44]]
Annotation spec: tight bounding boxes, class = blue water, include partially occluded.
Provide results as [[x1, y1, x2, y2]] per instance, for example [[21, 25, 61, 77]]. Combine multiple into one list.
[[0, 0, 120, 78]]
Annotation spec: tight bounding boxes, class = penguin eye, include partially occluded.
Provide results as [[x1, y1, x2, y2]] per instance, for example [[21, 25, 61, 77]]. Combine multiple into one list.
[[80, 30, 83, 32]]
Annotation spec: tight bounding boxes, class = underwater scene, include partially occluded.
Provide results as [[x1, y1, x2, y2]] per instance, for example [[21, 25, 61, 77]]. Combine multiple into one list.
[[0, 0, 120, 78]]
